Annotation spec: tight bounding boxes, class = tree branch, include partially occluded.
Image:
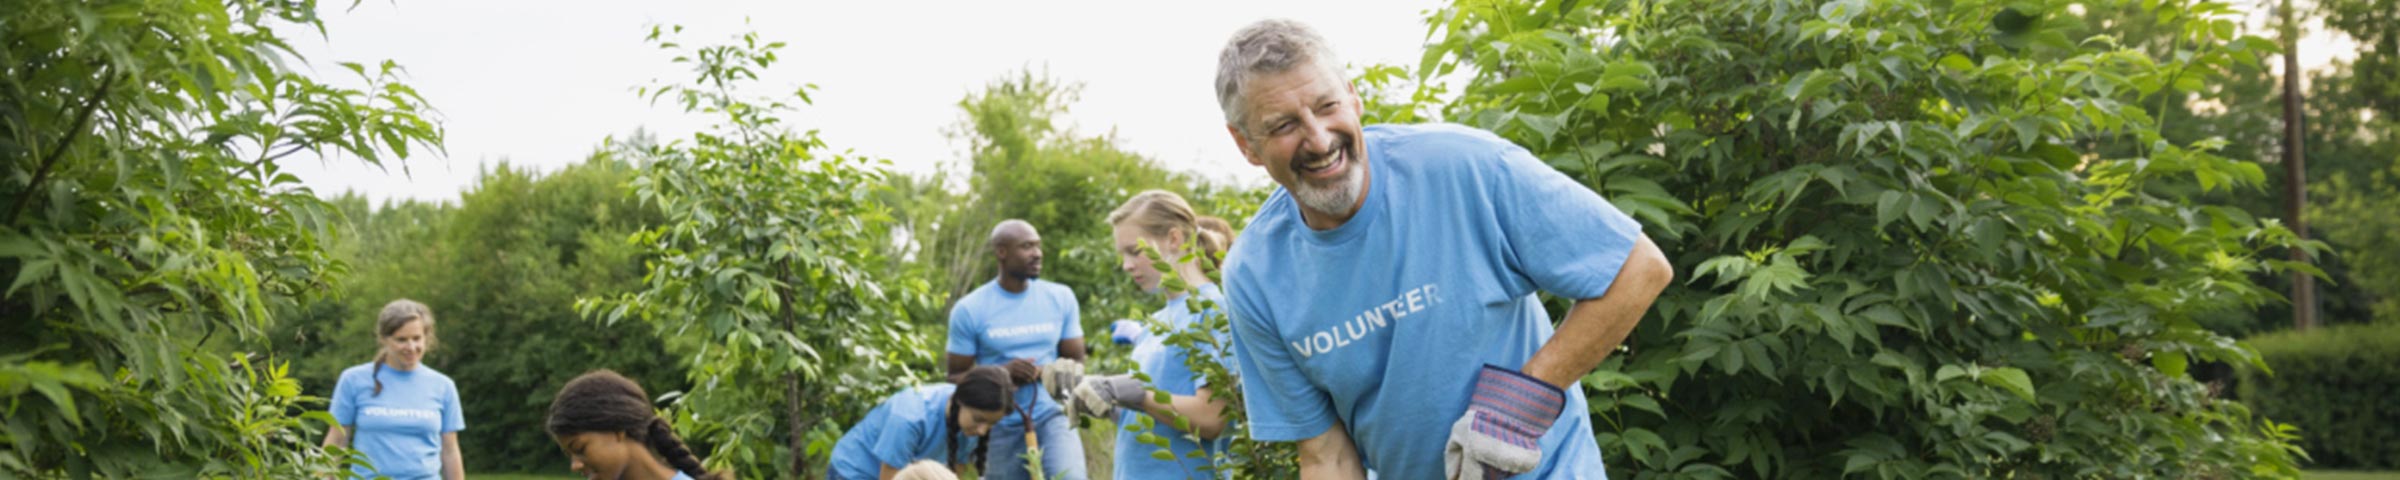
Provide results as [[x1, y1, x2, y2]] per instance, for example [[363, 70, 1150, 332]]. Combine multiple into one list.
[[9, 71, 117, 225]]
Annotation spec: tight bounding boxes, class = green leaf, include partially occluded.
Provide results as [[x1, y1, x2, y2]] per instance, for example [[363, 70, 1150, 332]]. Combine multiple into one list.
[[1876, 190, 1907, 229], [1692, 255, 1758, 287], [1622, 427, 1667, 465], [1938, 54, 1977, 73], [1934, 364, 1968, 383], [1843, 452, 1880, 474], [1621, 394, 1666, 419], [1783, 70, 1838, 101], [1980, 367, 2037, 402], [2151, 351, 2188, 378]]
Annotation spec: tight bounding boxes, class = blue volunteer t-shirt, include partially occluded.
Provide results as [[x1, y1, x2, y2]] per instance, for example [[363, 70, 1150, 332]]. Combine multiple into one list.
[[948, 278, 1082, 423], [1224, 123, 1640, 479], [830, 384, 980, 480], [948, 279, 1082, 366], [329, 362, 465, 480], [1115, 284, 1239, 480]]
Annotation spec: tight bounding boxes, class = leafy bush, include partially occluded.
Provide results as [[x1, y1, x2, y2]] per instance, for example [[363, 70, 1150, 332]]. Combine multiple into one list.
[[1, 0, 438, 476], [2240, 322, 2400, 469], [1355, 0, 2319, 477]]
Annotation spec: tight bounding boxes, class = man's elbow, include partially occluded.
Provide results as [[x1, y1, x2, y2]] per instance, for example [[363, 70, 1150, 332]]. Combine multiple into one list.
[[1614, 236, 1673, 298], [1632, 243, 1673, 292]]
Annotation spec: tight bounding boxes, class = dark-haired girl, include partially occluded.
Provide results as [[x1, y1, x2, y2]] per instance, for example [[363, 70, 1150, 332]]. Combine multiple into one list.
[[828, 366, 1017, 480], [546, 370, 728, 480]]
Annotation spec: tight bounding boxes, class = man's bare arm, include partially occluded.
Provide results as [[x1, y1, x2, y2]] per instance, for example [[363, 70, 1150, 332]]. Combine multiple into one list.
[[1298, 422, 1369, 480], [1521, 235, 1673, 388]]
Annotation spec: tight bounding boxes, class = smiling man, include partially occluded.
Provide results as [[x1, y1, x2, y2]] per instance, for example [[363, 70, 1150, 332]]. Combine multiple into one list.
[[1212, 19, 1674, 480]]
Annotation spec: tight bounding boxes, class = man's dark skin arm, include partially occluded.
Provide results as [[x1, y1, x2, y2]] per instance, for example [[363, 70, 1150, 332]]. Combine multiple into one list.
[[1057, 338, 1086, 363], [946, 353, 978, 384]]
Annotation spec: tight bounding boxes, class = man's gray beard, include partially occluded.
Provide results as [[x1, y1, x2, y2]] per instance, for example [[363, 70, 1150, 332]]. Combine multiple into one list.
[[1292, 165, 1365, 221]]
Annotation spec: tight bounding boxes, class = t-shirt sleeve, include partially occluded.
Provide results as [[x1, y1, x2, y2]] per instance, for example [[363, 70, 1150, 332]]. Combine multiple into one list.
[[1227, 283, 1334, 442], [441, 380, 466, 432], [1490, 142, 1643, 300], [1058, 289, 1084, 340], [329, 368, 361, 427], [946, 303, 979, 357], [871, 401, 927, 470]]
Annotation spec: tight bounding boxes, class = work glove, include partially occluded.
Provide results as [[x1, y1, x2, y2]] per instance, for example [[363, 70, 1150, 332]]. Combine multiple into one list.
[[1110, 319, 1145, 346], [1444, 365, 1565, 480], [1067, 374, 1150, 419], [1039, 359, 1085, 402]]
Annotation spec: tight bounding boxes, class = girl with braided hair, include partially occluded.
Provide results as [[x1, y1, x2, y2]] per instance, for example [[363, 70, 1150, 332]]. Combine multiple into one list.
[[324, 299, 466, 480], [546, 370, 728, 480], [827, 366, 1016, 480]]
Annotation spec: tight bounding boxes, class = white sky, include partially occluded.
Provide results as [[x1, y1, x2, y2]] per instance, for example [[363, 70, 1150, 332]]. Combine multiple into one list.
[[278, 0, 1449, 203], [279, 1, 2359, 204]]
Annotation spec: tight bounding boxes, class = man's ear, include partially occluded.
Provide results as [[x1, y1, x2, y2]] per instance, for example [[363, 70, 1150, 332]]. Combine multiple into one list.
[[1346, 79, 1365, 113]]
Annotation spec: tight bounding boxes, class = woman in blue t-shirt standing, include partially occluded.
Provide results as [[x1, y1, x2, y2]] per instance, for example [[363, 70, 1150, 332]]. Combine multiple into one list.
[[322, 299, 466, 480], [1068, 190, 1241, 480]]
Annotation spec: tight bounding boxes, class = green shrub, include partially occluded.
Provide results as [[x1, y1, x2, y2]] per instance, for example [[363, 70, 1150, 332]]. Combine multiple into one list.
[[2242, 322, 2400, 469]]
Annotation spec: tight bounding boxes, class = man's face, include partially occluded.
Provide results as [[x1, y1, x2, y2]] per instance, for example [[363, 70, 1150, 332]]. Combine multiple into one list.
[[995, 228, 1044, 280], [1229, 64, 1369, 222]]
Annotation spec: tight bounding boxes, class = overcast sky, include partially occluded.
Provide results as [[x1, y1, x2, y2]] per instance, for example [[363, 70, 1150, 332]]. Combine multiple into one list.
[[279, 1, 2356, 204], [276, 1, 1450, 203]]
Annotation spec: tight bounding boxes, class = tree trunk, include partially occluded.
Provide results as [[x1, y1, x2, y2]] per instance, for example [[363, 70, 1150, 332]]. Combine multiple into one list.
[[2281, 0, 2318, 330], [786, 373, 807, 477]]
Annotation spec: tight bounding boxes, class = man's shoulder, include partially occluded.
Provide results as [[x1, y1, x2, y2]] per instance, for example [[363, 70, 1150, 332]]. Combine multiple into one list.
[[955, 280, 1002, 306], [1222, 213, 1289, 283], [1034, 279, 1076, 298], [1371, 123, 1523, 174], [1371, 123, 1516, 152]]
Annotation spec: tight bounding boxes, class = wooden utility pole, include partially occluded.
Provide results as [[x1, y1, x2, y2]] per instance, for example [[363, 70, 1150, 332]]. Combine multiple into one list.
[[2280, 0, 2318, 330]]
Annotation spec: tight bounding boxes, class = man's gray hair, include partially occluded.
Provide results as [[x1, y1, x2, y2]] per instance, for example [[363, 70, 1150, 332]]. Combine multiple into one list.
[[1215, 19, 1345, 136]]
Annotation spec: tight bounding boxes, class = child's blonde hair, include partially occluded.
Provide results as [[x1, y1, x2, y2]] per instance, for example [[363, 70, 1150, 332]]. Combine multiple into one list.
[[891, 460, 958, 480]]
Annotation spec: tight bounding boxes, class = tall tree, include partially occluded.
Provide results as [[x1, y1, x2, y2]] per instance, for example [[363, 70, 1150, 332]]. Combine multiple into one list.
[[0, 0, 439, 476], [581, 28, 937, 478]]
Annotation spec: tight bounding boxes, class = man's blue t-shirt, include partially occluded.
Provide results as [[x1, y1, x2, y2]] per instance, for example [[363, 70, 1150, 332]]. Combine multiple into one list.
[[948, 278, 1082, 423], [830, 384, 980, 480], [329, 362, 465, 480], [1223, 123, 1641, 479], [1115, 284, 1238, 480], [948, 278, 1082, 367]]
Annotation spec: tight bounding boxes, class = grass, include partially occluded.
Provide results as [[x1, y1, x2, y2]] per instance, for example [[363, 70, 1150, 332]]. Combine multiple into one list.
[[2306, 471, 2400, 480]]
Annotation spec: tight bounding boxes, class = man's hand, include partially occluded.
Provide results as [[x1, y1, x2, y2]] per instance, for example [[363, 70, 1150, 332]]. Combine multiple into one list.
[[1040, 359, 1085, 402], [1003, 358, 1040, 386], [1444, 365, 1565, 480]]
